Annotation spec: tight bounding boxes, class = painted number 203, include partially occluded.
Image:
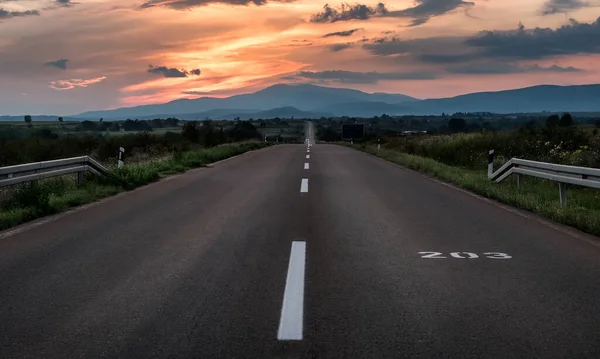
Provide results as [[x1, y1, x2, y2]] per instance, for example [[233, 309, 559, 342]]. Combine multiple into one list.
[[418, 252, 512, 259]]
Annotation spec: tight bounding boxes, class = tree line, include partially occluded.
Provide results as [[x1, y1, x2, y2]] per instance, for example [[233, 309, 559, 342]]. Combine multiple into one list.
[[0, 119, 263, 166]]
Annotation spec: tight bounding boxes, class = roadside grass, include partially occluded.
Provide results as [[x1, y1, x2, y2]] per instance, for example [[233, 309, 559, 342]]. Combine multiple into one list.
[[382, 129, 600, 170], [348, 144, 600, 237], [0, 142, 271, 231], [97, 128, 181, 137]]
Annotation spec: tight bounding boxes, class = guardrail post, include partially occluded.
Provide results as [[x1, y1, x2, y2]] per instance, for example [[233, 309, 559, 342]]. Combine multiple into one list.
[[487, 150, 495, 178], [77, 171, 85, 186], [517, 174, 524, 188], [559, 182, 567, 207]]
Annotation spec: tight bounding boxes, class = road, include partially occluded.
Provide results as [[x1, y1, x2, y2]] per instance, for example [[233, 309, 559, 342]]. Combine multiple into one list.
[[1, 122, 600, 358]]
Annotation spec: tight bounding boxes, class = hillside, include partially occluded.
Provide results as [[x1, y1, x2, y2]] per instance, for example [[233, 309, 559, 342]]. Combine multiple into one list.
[[74, 84, 417, 120], [4, 83, 600, 121], [403, 84, 600, 115]]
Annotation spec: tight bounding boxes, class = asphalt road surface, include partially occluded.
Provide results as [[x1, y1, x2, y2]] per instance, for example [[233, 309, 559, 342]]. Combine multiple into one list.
[[1, 123, 600, 358]]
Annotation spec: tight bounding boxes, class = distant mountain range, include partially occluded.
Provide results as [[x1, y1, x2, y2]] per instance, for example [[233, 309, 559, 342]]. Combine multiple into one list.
[[74, 84, 416, 120], [3, 83, 600, 121]]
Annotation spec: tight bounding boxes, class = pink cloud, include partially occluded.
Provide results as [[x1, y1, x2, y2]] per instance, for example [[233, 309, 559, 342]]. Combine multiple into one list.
[[49, 76, 107, 90]]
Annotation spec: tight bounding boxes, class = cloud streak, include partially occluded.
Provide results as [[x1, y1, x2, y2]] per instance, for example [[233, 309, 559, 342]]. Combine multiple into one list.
[[44, 58, 69, 70], [289, 70, 438, 83], [310, 1, 474, 26], [310, 3, 388, 23], [446, 63, 583, 74], [464, 17, 600, 60], [391, 0, 475, 26], [139, 0, 293, 9], [54, 0, 77, 7], [541, 0, 590, 15], [0, 8, 40, 19], [329, 43, 353, 51], [323, 28, 362, 37], [148, 65, 201, 78], [1, 0, 79, 20], [49, 76, 107, 90]]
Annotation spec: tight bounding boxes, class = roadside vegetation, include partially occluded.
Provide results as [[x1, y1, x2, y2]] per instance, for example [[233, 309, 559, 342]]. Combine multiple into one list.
[[0, 117, 304, 166], [2, 111, 600, 234], [0, 118, 279, 231], [318, 113, 600, 237]]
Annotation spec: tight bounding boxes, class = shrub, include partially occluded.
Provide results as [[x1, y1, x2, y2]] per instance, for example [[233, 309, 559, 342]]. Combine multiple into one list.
[[9, 182, 52, 214]]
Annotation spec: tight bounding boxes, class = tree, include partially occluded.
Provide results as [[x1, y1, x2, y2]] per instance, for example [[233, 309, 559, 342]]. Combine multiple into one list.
[[81, 120, 97, 131], [36, 128, 58, 139], [217, 127, 226, 144], [229, 120, 261, 141], [546, 114, 560, 129], [319, 126, 339, 142], [164, 117, 179, 127], [57, 117, 63, 123], [24, 115, 32, 124], [201, 120, 216, 147], [150, 118, 164, 128], [558, 113, 573, 127], [448, 118, 467, 133], [109, 122, 121, 132], [468, 122, 482, 133], [122, 119, 152, 131], [521, 120, 539, 134], [181, 121, 200, 143]]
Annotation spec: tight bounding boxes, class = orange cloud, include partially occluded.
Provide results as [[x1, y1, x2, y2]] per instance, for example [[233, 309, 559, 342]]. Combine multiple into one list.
[[120, 58, 305, 105]]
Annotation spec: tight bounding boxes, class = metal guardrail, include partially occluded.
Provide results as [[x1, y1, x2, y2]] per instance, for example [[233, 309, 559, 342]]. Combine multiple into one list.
[[0, 156, 109, 188], [487, 149, 600, 207]]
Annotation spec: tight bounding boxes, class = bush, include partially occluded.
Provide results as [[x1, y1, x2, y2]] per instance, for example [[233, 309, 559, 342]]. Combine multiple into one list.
[[381, 127, 600, 170], [8, 182, 52, 214]]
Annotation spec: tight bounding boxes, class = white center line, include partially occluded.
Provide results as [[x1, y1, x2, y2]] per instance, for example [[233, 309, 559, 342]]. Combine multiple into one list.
[[306, 155, 310, 159], [304, 163, 309, 170], [300, 178, 308, 192], [277, 241, 306, 340]]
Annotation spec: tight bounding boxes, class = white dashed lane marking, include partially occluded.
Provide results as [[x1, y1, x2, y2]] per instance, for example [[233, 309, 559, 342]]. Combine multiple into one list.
[[300, 179, 308, 193], [277, 241, 306, 340]]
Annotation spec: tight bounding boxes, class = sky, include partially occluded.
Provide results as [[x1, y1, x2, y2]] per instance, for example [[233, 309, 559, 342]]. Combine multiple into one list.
[[1, 0, 600, 115]]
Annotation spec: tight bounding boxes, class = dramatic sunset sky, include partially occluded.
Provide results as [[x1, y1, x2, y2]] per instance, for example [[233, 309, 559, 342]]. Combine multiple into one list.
[[1, 0, 600, 115]]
